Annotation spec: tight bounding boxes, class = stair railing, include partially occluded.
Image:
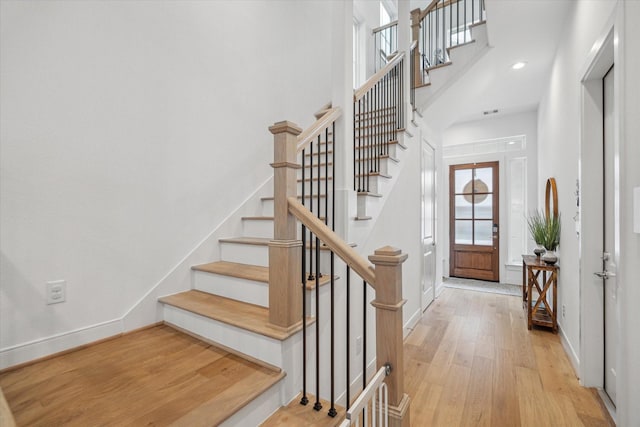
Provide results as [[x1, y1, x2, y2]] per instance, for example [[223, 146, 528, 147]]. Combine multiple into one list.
[[411, 0, 486, 87], [269, 118, 410, 426], [373, 20, 398, 72], [353, 51, 405, 193], [410, 40, 418, 112]]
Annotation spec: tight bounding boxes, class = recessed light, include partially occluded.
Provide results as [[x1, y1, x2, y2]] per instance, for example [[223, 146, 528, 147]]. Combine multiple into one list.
[[512, 61, 527, 70]]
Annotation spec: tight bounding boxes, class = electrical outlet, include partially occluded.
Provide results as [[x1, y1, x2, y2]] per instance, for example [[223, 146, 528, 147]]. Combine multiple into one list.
[[356, 336, 362, 355], [46, 280, 66, 305], [562, 304, 566, 318]]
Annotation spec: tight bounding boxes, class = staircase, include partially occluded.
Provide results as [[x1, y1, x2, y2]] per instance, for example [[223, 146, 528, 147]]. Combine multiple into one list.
[[156, 120, 338, 424], [411, 0, 489, 109]]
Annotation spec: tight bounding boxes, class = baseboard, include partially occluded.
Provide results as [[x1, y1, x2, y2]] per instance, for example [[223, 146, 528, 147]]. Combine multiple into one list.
[[0, 319, 122, 371], [435, 281, 445, 297], [558, 323, 581, 378], [403, 308, 422, 339]]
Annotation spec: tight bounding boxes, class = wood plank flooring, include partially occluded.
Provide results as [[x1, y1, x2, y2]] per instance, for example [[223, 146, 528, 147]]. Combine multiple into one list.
[[406, 288, 614, 426], [0, 325, 284, 427], [260, 394, 345, 427]]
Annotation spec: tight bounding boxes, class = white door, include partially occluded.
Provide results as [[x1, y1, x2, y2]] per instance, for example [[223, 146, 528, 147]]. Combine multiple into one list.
[[602, 65, 618, 406], [422, 141, 436, 311]]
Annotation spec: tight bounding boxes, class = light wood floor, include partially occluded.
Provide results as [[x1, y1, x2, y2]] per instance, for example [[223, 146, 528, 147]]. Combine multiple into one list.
[[405, 288, 614, 427], [0, 324, 284, 427]]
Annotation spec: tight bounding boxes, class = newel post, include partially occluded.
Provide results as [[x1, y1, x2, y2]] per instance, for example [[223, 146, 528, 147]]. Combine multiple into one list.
[[410, 8, 422, 87], [268, 121, 303, 329], [369, 246, 411, 427]]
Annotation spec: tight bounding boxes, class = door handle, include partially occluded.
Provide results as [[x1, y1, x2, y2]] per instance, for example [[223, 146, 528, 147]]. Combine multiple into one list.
[[594, 271, 616, 280]]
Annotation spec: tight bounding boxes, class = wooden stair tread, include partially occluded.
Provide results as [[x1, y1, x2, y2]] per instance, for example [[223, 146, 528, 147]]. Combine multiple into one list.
[[425, 61, 452, 72], [260, 393, 345, 427], [192, 261, 269, 283], [220, 237, 356, 249], [160, 290, 314, 341], [242, 216, 275, 221], [0, 325, 284, 427], [262, 194, 327, 201], [298, 176, 333, 183], [191, 261, 335, 289], [219, 236, 272, 245], [355, 154, 399, 163], [241, 215, 326, 222], [357, 191, 383, 197], [355, 139, 407, 150], [355, 171, 392, 179]]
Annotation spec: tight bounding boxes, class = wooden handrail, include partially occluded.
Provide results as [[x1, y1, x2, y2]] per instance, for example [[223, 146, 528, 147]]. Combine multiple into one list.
[[419, 0, 460, 21], [288, 198, 376, 287], [372, 20, 398, 34], [354, 51, 405, 102], [296, 107, 342, 153], [410, 40, 418, 51]]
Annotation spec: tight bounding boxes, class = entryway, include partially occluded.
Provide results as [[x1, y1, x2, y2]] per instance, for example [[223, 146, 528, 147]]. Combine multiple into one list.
[[449, 161, 500, 281]]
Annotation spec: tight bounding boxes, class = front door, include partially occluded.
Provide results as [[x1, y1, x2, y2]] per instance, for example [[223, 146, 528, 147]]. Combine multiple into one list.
[[602, 65, 618, 406], [422, 142, 436, 310], [449, 162, 499, 281]]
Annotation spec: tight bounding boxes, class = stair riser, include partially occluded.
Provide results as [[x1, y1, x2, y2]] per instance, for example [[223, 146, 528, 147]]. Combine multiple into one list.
[[242, 219, 274, 239], [221, 242, 269, 266], [354, 156, 398, 176], [298, 166, 332, 179], [193, 270, 269, 307], [220, 242, 335, 272], [219, 381, 283, 427], [163, 305, 284, 367], [356, 143, 400, 158], [261, 199, 332, 217], [243, 214, 332, 239], [354, 174, 390, 194]]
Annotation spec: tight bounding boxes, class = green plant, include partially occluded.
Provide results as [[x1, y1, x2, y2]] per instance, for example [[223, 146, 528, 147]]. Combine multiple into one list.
[[527, 210, 561, 250], [527, 210, 546, 245], [543, 213, 561, 251]]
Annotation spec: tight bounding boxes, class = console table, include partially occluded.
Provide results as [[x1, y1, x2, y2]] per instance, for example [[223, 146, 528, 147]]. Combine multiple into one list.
[[522, 255, 558, 332]]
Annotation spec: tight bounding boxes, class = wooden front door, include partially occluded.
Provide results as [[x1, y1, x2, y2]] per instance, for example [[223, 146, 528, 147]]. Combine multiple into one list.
[[449, 161, 499, 281]]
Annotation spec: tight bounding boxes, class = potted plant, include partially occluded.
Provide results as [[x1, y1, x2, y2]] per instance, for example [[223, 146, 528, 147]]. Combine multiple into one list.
[[527, 210, 546, 257], [541, 213, 561, 264]]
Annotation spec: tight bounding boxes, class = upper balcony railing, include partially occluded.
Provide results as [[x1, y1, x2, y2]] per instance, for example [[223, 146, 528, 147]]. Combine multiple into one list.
[[373, 20, 398, 72], [411, 0, 486, 86]]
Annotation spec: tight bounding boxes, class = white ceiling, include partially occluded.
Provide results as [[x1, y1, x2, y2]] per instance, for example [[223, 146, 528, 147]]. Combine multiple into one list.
[[421, 0, 574, 130]]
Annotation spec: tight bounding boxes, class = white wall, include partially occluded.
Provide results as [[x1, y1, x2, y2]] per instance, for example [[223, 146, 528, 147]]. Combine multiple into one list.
[[536, 0, 616, 378], [0, 0, 333, 364], [354, 0, 380, 81], [617, 1, 640, 425], [537, 0, 640, 424], [441, 110, 538, 284]]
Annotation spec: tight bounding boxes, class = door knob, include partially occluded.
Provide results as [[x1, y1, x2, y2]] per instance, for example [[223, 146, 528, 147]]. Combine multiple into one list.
[[594, 271, 616, 279]]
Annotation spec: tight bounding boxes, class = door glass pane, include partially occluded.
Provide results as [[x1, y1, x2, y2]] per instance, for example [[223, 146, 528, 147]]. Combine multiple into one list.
[[474, 194, 493, 219], [455, 195, 472, 219], [474, 220, 493, 245], [474, 167, 493, 193], [455, 220, 472, 244], [454, 169, 472, 194]]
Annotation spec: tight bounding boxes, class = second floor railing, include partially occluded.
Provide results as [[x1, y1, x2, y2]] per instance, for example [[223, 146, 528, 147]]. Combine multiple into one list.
[[411, 0, 486, 86], [353, 51, 405, 193], [373, 20, 398, 72]]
